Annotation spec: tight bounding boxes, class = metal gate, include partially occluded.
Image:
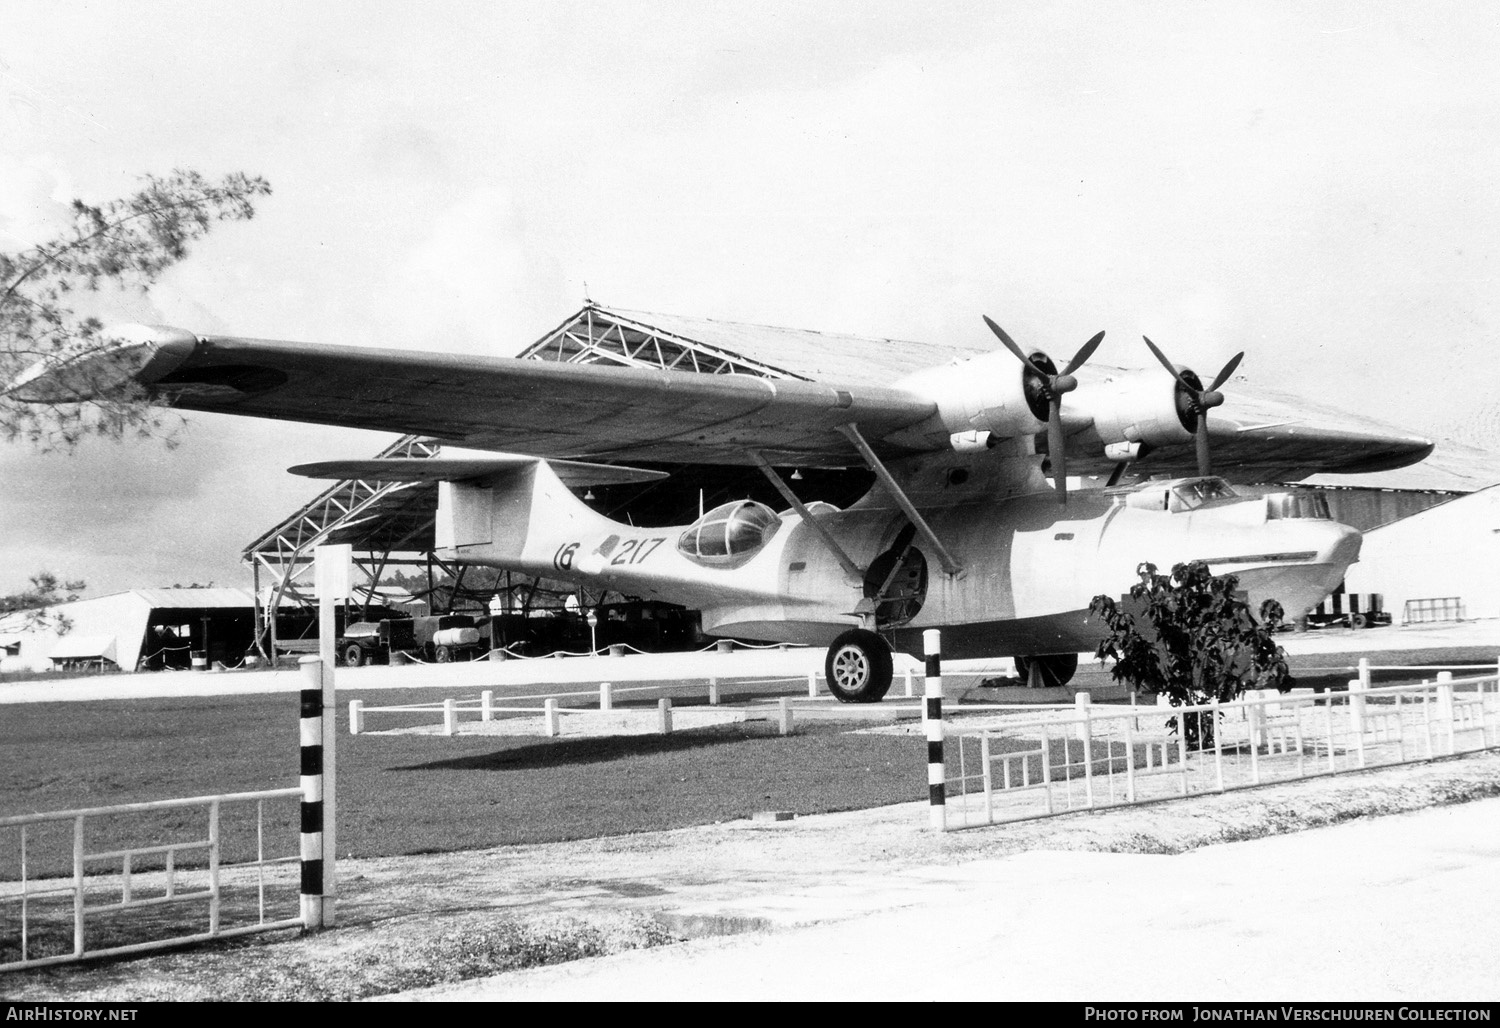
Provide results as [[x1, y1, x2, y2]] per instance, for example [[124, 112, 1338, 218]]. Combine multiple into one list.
[[1, 788, 303, 970]]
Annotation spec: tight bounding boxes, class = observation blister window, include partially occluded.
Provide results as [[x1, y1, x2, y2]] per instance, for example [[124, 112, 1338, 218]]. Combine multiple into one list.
[[678, 501, 782, 565]]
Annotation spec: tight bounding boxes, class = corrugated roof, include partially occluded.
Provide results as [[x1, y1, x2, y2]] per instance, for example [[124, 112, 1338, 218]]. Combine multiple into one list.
[[124, 588, 260, 609], [601, 307, 985, 385], [601, 308, 1499, 490]]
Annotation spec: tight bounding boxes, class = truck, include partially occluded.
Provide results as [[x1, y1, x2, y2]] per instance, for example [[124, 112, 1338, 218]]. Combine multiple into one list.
[[336, 613, 486, 666], [337, 618, 415, 666]]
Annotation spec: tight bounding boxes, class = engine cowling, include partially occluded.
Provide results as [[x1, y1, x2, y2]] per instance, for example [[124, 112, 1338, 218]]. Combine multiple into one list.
[[890, 350, 1051, 450], [1070, 367, 1200, 448]]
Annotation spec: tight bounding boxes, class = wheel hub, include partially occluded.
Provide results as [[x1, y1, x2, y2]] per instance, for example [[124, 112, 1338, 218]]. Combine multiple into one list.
[[832, 646, 870, 689]]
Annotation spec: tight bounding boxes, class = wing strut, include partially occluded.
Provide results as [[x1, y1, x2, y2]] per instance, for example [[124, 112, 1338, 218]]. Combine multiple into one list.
[[748, 451, 864, 583], [836, 424, 964, 577]]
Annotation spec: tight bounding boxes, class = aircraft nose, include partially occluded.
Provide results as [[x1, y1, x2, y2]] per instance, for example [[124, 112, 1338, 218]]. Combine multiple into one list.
[[1315, 519, 1362, 570], [1240, 519, 1362, 622]]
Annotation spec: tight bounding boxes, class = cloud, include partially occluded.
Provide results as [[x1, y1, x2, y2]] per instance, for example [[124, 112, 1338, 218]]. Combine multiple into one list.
[[0, 154, 73, 248], [0, 414, 390, 598], [370, 187, 567, 356]]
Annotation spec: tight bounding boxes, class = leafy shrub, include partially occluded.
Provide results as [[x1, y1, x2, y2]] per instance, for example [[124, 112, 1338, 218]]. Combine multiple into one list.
[[1089, 561, 1292, 747]]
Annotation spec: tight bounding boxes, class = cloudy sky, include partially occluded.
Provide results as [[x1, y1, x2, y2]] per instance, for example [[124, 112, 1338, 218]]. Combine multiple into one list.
[[1, 1, 1497, 598]]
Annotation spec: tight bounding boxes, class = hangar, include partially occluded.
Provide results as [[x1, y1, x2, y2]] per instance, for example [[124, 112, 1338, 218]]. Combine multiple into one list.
[[1343, 484, 1500, 623], [0, 588, 273, 674], [0, 586, 422, 674], [242, 304, 1500, 655]]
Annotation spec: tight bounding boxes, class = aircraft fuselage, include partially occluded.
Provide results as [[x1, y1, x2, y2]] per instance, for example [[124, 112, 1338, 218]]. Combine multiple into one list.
[[436, 461, 1358, 661]]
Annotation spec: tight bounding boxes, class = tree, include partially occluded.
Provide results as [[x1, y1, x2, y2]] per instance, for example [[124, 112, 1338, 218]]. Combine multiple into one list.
[[1089, 561, 1293, 748], [0, 571, 87, 634], [1, 169, 271, 448]]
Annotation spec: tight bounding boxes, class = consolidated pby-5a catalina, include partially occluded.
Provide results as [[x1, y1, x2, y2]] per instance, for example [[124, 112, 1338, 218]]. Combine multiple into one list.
[[9, 315, 1433, 700]]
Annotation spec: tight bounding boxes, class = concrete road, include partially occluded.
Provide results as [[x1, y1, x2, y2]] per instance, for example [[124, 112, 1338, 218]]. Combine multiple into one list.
[[387, 797, 1500, 1002]]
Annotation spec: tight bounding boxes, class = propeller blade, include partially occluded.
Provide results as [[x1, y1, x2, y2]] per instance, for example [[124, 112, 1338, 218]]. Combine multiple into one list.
[[1142, 335, 1194, 391], [983, 316, 1045, 374], [1143, 335, 1237, 478], [1048, 399, 1068, 504], [1210, 351, 1244, 392], [1062, 330, 1106, 376]]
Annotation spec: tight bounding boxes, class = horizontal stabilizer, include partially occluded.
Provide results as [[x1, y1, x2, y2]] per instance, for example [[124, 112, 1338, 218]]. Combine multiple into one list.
[[287, 456, 669, 487]]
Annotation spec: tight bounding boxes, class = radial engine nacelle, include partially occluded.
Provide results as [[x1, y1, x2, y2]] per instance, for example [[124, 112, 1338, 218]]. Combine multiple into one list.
[[1070, 367, 1201, 449], [890, 350, 1051, 450]]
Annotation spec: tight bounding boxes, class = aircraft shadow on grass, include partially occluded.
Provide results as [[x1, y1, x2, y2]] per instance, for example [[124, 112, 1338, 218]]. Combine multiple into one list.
[[385, 720, 847, 773]]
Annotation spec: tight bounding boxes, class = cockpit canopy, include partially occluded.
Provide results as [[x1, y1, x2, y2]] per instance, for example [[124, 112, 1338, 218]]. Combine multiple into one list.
[[678, 500, 782, 566], [1119, 476, 1240, 513]]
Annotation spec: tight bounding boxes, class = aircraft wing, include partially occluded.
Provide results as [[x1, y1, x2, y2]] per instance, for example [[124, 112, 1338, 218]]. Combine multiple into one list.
[[8, 326, 937, 466], [8, 324, 1434, 479], [1063, 378, 1435, 482]]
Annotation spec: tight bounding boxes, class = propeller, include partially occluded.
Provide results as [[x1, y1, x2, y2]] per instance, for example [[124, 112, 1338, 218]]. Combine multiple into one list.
[[1141, 336, 1244, 477], [983, 316, 1105, 504]]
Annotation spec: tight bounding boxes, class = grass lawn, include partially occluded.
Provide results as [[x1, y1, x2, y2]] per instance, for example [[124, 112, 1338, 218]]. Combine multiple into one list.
[[5, 658, 1444, 882], [0, 688, 939, 881]]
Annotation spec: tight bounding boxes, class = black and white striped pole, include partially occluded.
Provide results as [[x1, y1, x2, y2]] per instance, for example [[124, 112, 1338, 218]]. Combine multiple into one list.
[[301, 544, 349, 929], [299, 656, 333, 928], [923, 629, 945, 831]]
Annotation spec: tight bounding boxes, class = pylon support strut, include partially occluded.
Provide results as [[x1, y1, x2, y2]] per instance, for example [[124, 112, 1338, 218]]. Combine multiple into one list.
[[836, 423, 963, 577]]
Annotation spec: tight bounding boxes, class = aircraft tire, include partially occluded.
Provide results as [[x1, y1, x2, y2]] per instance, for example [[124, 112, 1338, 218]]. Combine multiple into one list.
[[824, 629, 893, 703], [435, 645, 453, 663], [1013, 652, 1078, 689]]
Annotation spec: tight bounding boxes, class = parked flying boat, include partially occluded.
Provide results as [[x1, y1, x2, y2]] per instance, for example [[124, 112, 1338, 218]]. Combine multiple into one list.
[[7, 318, 1434, 701]]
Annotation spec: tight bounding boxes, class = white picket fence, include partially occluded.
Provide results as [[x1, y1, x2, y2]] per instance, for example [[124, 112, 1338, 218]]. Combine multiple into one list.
[[940, 667, 1500, 830], [345, 673, 857, 737]]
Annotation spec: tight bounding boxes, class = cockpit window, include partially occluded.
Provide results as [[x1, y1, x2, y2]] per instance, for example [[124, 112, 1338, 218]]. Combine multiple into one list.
[[1169, 477, 1237, 512], [678, 501, 781, 566], [1123, 477, 1239, 513]]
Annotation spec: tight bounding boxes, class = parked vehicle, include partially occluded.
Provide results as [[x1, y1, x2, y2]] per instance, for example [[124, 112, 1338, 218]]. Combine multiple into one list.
[[337, 619, 414, 666], [337, 614, 487, 665], [414, 614, 485, 662], [1305, 591, 1391, 630]]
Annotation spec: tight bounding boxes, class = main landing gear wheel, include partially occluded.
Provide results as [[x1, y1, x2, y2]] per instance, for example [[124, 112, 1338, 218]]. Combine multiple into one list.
[[1013, 652, 1078, 689], [824, 629, 894, 703]]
